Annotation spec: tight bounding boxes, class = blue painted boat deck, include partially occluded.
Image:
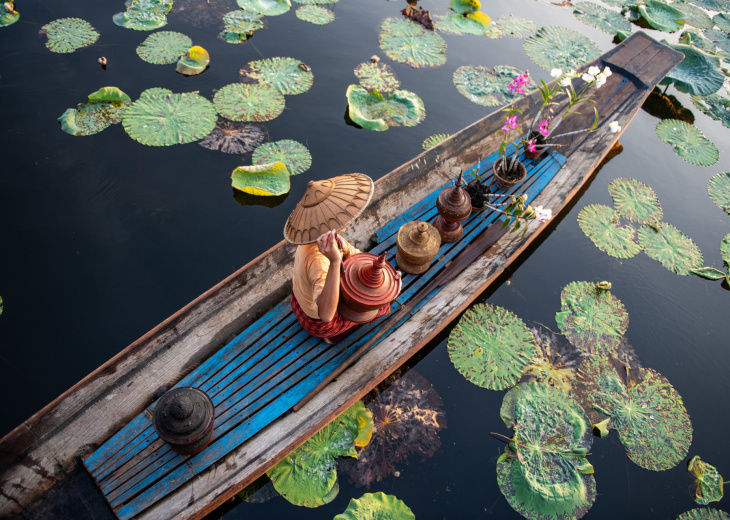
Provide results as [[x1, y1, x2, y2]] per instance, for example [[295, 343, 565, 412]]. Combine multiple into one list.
[[82, 149, 566, 519]]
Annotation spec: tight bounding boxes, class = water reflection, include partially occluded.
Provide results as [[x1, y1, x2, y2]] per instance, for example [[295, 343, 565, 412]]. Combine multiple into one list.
[[232, 189, 289, 208]]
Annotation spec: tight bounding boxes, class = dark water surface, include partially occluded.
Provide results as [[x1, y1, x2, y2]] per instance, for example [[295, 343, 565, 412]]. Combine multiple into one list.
[[1, 0, 729, 518]]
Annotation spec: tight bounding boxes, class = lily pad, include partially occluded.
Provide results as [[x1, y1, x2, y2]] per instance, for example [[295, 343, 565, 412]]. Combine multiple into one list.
[[638, 223, 704, 275], [379, 18, 447, 68], [176, 45, 210, 75], [334, 492, 415, 520], [722, 233, 730, 265], [634, 0, 686, 32], [555, 281, 629, 356], [447, 303, 535, 390], [704, 28, 730, 53], [252, 139, 312, 175], [198, 120, 265, 153], [691, 93, 730, 128], [450, 0, 480, 14], [123, 90, 217, 146], [59, 87, 131, 136], [674, 4, 714, 31], [677, 509, 730, 520], [656, 119, 719, 165], [220, 10, 264, 42], [659, 42, 725, 96], [523, 26, 601, 71], [574, 2, 632, 35], [213, 83, 286, 122], [608, 177, 663, 224], [241, 57, 313, 95], [714, 12, 730, 33], [498, 382, 596, 520], [449, 12, 492, 35], [354, 61, 400, 92], [422, 133, 450, 150], [137, 31, 192, 64], [708, 173, 730, 214], [266, 400, 372, 507], [453, 65, 530, 107], [1, 2, 19, 27], [346, 85, 426, 131], [519, 327, 584, 393], [680, 30, 729, 57], [295, 5, 334, 24], [293, 0, 339, 5], [688, 456, 724, 505], [41, 18, 99, 53], [577, 204, 642, 258], [232, 161, 290, 196], [113, 0, 172, 30], [237, 0, 291, 16], [493, 15, 537, 38]]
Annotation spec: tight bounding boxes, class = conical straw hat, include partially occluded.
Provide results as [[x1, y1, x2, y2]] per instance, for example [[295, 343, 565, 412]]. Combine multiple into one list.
[[284, 173, 374, 244]]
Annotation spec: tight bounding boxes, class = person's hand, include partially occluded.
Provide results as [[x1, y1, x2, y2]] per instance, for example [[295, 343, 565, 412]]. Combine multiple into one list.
[[317, 230, 342, 264]]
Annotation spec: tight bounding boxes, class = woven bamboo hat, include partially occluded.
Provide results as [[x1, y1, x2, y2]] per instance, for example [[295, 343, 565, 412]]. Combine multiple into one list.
[[284, 173, 374, 244]]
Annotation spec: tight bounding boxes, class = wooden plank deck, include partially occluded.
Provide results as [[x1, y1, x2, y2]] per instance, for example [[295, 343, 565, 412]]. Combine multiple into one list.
[[83, 148, 567, 519]]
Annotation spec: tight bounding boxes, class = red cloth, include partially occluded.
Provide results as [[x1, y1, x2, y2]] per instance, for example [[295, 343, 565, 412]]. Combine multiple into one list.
[[290, 290, 390, 340]]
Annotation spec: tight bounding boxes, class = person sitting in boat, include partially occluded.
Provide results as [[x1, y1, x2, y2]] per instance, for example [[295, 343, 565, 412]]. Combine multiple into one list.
[[284, 173, 398, 343]]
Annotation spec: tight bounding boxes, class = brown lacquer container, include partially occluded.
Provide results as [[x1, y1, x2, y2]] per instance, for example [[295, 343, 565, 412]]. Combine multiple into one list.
[[396, 221, 441, 275], [338, 252, 402, 323], [153, 387, 215, 455], [434, 172, 472, 242]]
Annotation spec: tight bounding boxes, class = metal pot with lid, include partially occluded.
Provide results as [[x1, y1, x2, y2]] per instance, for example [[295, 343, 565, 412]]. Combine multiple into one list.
[[396, 221, 441, 274], [153, 387, 215, 455]]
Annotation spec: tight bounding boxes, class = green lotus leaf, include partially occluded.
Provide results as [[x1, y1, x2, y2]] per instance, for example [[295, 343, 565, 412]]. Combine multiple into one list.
[[252, 139, 312, 175], [198, 120, 265, 154], [520, 327, 583, 393], [688, 456, 725, 505], [113, 0, 171, 30], [449, 12, 492, 35], [232, 161, 290, 196], [422, 133, 450, 150], [176, 45, 210, 75], [237, 0, 291, 16], [1, 2, 19, 27], [140, 87, 173, 99], [708, 173, 730, 215], [704, 28, 730, 53], [493, 15, 537, 38], [574, 2, 632, 35], [587, 364, 692, 471], [555, 281, 628, 355], [123, 90, 217, 146], [714, 12, 730, 33], [241, 57, 313, 95], [41, 18, 99, 53], [659, 42, 724, 96], [220, 11, 264, 43], [523, 26, 601, 71], [447, 303, 535, 390], [656, 119, 719, 165], [577, 204, 641, 258], [722, 233, 730, 266], [334, 492, 415, 520], [691, 266, 728, 280], [498, 382, 596, 520], [691, 93, 730, 128], [58, 100, 129, 136], [450, 0, 480, 15], [638, 223, 703, 275], [87, 87, 131, 103], [608, 177, 663, 224], [680, 31, 729, 58], [293, 0, 339, 6], [346, 85, 426, 131], [213, 83, 286, 122], [601, 0, 634, 8], [674, 4, 714, 31], [136, 31, 192, 63], [295, 5, 334, 24], [683, 0, 729, 11], [633, 0, 686, 32], [677, 509, 730, 520], [354, 61, 400, 92], [434, 13, 470, 34], [453, 64, 530, 107], [266, 400, 372, 507], [379, 18, 447, 68]]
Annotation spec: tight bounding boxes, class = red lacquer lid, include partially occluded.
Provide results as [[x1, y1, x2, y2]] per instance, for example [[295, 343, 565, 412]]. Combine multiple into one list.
[[340, 252, 401, 308]]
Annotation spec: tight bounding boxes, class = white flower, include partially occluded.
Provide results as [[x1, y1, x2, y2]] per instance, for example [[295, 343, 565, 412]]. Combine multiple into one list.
[[595, 73, 607, 88], [602, 66, 612, 77], [582, 72, 595, 83], [550, 68, 563, 78], [559, 76, 572, 87], [567, 69, 577, 77], [588, 66, 601, 76], [534, 206, 552, 223], [609, 120, 621, 133]]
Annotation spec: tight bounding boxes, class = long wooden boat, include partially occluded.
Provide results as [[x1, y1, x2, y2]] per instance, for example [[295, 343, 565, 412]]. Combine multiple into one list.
[[0, 33, 682, 520]]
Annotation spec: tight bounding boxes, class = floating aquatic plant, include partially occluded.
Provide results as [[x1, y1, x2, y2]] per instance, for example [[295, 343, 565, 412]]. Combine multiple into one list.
[[675, 4, 714, 32], [659, 43, 725, 96], [422, 133, 450, 150], [723, 233, 730, 265], [450, 0, 480, 14], [573, 2, 632, 35], [519, 327, 584, 393], [295, 5, 333, 24], [213, 83, 286, 121], [704, 28, 730, 54], [688, 456, 724, 505], [176, 46, 210, 75], [608, 177, 663, 225], [555, 281, 628, 356], [677, 509, 730, 520], [714, 13, 730, 33], [346, 85, 426, 131], [712, 174, 730, 214], [577, 204, 641, 258], [498, 382, 596, 520], [680, 31, 728, 59], [453, 65, 529, 107], [266, 401, 372, 507], [691, 94, 730, 128], [123, 90, 217, 146], [435, 13, 496, 36], [340, 370, 446, 488], [1, 2, 19, 27], [237, 0, 291, 16], [293, 0, 339, 5], [253, 140, 312, 175], [447, 303, 535, 390], [240, 57, 313, 95], [59, 87, 132, 136], [334, 492, 415, 520], [448, 12, 492, 35], [523, 26, 601, 71], [41, 18, 99, 53], [136, 31, 193, 64], [627, 0, 686, 33], [353, 61, 400, 92], [173, 0, 235, 27], [198, 121, 265, 154], [638, 223, 703, 275], [220, 10, 264, 42], [231, 161, 290, 196], [379, 17, 447, 68], [656, 119, 719, 166], [493, 15, 537, 38], [113, 0, 172, 30]]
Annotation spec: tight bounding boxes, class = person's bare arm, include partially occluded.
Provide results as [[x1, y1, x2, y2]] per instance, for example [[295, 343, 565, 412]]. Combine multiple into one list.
[[315, 230, 342, 323]]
